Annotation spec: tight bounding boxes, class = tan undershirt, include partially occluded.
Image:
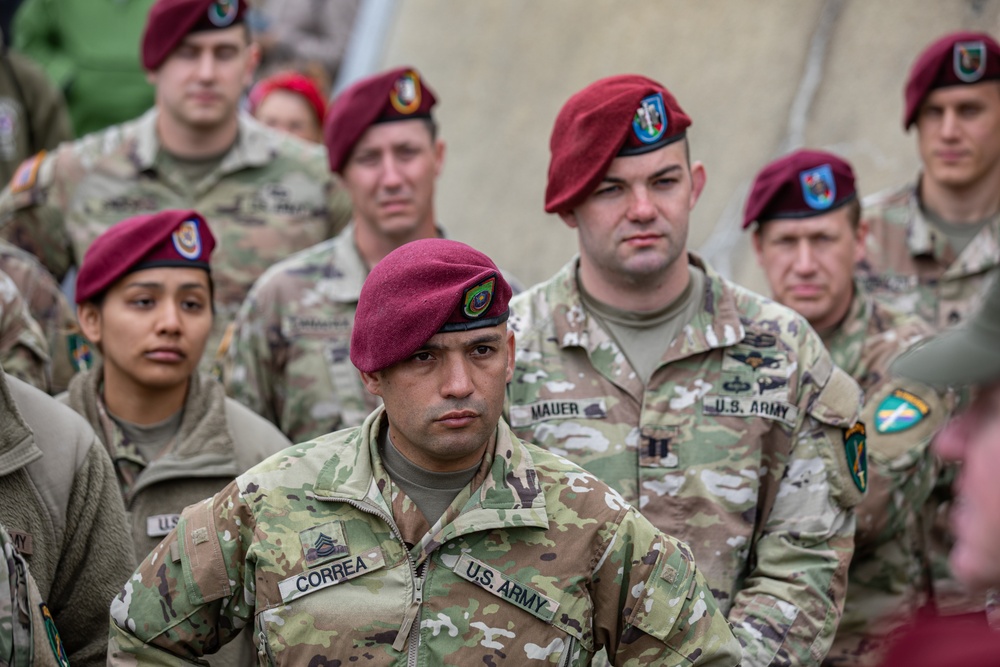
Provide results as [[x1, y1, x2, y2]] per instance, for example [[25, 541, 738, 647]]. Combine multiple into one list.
[[157, 146, 231, 189], [380, 428, 480, 527], [110, 409, 184, 464], [579, 265, 706, 384], [923, 207, 996, 256]]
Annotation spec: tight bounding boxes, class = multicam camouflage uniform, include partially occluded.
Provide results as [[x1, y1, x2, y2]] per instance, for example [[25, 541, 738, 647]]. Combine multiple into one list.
[[0, 240, 80, 394], [507, 254, 865, 667], [858, 182, 989, 617], [0, 109, 353, 367], [109, 407, 744, 666], [820, 287, 943, 666], [223, 224, 380, 442], [0, 268, 48, 391], [857, 182, 999, 330]]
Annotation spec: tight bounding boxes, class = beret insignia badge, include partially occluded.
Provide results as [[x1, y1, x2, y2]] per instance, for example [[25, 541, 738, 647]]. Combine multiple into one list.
[[390, 71, 422, 114], [463, 277, 495, 319], [800, 164, 835, 210], [207, 0, 238, 27], [632, 92, 667, 144], [875, 388, 930, 434], [954, 40, 986, 82], [843, 422, 868, 492], [172, 218, 203, 260]]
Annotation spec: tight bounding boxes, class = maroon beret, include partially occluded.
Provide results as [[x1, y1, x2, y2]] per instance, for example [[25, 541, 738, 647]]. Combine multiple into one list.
[[743, 149, 857, 229], [324, 67, 437, 173], [351, 239, 512, 373], [545, 74, 692, 214], [76, 210, 216, 304], [142, 0, 248, 71], [249, 71, 327, 125], [904, 31, 1000, 129]]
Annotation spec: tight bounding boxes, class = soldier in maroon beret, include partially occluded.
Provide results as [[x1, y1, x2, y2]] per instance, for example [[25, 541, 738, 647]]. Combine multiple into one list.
[[509, 75, 869, 665], [223, 67, 520, 443], [746, 149, 944, 666], [857, 30, 1000, 624], [67, 209, 290, 666]]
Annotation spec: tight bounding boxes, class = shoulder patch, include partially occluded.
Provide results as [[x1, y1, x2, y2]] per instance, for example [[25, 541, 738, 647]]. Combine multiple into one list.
[[875, 388, 930, 434], [10, 151, 45, 194], [843, 422, 868, 493], [40, 603, 70, 667]]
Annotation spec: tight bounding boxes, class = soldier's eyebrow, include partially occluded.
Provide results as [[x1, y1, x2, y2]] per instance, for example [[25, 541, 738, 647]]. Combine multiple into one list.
[[602, 164, 683, 184], [421, 332, 504, 352], [123, 281, 208, 291]]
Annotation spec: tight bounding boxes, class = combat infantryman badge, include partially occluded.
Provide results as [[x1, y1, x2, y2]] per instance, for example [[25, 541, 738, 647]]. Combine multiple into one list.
[[632, 93, 667, 144], [207, 0, 238, 27], [800, 164, 835, 210], [390, 71, 422, 114], [172, 218, 203, 260], [843, 422, 868, 492], [954, 40, 987, 82], [463, 276, 495, 318], [875, 388, 931, 434]]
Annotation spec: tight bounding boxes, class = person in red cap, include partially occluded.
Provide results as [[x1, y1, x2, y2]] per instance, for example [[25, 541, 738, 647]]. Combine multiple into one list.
[[61, 209, 290, 665], [224, 66, 518, 442], [248, 70, 326, 143], [859, 31, 1000, 332], [509, 74, 868, 665], [108, 237, 742, 666], [857, 29, 1000, 623], [746, 148, 942, 666], [0, 0, 352, 377]]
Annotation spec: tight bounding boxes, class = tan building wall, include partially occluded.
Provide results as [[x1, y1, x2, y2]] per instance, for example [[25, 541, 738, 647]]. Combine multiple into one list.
[[379, 0, 1000, 292]]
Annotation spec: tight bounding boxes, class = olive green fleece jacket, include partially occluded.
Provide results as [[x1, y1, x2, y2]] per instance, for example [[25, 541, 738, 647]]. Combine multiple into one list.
[[0, 368, 134, 667]]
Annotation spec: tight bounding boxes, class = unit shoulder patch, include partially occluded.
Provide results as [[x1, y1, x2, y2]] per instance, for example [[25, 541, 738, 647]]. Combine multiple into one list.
[[843, 421, 868, 493]]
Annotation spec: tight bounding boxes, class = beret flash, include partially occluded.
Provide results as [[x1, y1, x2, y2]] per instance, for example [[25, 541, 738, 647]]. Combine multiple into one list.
[[142, 0, 248, 71], [904, 31, 1000, 129], [76, 209, 216, 304], [324, 67, 437, 173], [350, 239, 511, 373], [249, 71, 327, 126], [545, 74, 692, 214], [743, 149, 857, 229]]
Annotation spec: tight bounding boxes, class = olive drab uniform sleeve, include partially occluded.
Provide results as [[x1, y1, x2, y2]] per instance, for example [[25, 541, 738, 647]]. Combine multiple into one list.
[[0, 269, 49, 391]]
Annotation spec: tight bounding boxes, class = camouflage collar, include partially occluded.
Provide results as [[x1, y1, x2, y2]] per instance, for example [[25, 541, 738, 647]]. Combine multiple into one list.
[[909, 179, 1000, 276], [820, 284, 869, 379], [0, 371, 42, 476], [314, 408, 550, 527], [134, 109, 275, 172]]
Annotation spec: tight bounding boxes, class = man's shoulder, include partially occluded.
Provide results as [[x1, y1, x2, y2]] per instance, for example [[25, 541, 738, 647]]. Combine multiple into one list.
[[861, 181, 917, 226], [6, 375, 97, 469], [241, 115, 330, 177], [509, 261, 576, 335], [717, 273, 823, 355], [237, 426, 361, 492], [245, 230, 358, 307]]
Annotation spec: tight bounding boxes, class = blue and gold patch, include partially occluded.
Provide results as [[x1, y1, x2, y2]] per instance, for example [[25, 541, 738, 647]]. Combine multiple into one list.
[[843, 422, 868, 493], [875, 388, 930, 434], [390, 71, 422, 114], [954, 40, 987, 82], [172, 218, 203, 260], [632, 93, 667, 144], [207, 0, 238, 27], [463, 277, 495, 319], [800, 164, 835, 210]]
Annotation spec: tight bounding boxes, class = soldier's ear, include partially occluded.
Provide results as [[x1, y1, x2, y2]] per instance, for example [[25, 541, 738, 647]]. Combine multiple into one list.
[[359, 369, 384, 397], [76, 303, 103, 348]]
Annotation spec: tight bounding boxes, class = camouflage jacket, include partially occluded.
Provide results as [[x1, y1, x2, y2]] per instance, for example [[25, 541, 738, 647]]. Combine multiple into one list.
[[0, 239, 80, 394], [0, 268, 49, 391], [223, 224, 380, 442], [507, 254, 865, 666], [857, 180, 999, 330], [0, 369, 134, 666], [108, 408, 744, 666], [0, 108, 353, 368], [820, 288, 942, 666]]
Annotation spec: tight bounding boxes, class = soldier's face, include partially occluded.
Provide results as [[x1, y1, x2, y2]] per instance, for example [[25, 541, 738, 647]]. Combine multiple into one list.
[[360, 325, 514, 473], [933, 381, 1000, 589], [254, 89, 323, 143], [752, 206, 866, 332], [77, 267, 213, 394], [916, 82, 1000, 191], [560, 140, 706, 293], [342, 121, 444, 240], [149, 25, 259, 131]]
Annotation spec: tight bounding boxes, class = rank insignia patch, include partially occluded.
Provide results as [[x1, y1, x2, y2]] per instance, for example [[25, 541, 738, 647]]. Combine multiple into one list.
[[299, 521, 349, 567], [632, 92, 667, 144], [875, 388, 930, 434], [843, 422, 868, 493], [172, 218, 202, 260], [800, 164, 835, 210], [207, 0, 238, 27], [954, 40, 987, 82], [463, 276, 495, 318], [390, 71, 422, 114]]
